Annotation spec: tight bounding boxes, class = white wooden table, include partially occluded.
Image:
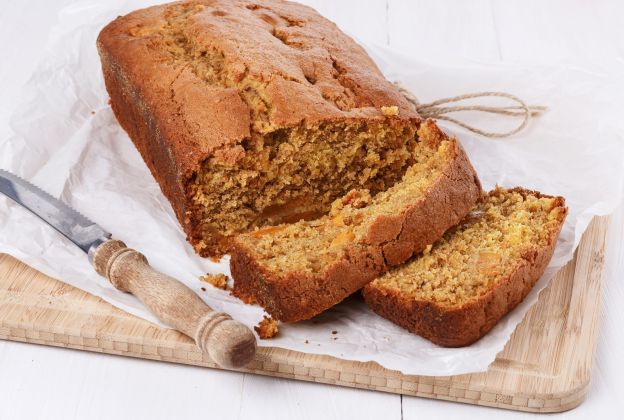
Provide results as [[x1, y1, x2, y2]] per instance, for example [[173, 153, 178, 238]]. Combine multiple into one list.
[[0, 1, 622, 418]]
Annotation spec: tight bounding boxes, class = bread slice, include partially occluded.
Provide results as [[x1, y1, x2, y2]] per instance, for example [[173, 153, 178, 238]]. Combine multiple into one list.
[[362, 188, 567, 347], [230, 120, 482, 322]]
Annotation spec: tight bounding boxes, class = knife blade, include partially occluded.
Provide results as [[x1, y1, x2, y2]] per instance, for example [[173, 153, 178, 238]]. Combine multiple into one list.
[[0, 169, 256, 368], [0, 169, 110, 256]]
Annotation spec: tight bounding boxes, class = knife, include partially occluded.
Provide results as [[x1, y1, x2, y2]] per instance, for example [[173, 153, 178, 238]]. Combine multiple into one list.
[[0, 169, 256, 368]]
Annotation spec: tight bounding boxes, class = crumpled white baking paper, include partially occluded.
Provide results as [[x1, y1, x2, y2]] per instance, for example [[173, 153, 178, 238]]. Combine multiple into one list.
[[1, 0, 623, 376]]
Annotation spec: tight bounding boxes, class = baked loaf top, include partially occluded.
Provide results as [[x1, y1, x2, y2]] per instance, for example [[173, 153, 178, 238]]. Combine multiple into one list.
[[97, 0, 419, 176], [230, 120, 482, 322], [362, 188, 567, 347]]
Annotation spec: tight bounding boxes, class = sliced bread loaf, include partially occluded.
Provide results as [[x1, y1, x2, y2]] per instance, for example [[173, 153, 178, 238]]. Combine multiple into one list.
[[230, 120, 482, 322], [98, 0, 424, 257], [362, 187, 567, 347]]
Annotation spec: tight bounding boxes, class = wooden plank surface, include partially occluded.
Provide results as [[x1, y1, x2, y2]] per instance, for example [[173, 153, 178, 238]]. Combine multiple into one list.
[[0, 216, 608, 413]]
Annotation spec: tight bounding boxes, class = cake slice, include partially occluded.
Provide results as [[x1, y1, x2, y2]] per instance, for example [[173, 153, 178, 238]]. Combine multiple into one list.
[[230, 120, 482, 322], [362, 188, 567, 347]]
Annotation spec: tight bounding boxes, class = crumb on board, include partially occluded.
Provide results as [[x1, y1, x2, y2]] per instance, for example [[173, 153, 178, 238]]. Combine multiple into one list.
[[200, 287, 207, 292], [199, 273, 228, 290], [304, 339, 309, 344], [254, 316, 279, 339], [209, 255, 221, 263], [381, 105, 399, 116], [331, 330, 338, 335]]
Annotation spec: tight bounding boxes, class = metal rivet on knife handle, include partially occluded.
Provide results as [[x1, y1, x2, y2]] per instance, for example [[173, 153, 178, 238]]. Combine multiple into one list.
[[91, 239, 257, 369]]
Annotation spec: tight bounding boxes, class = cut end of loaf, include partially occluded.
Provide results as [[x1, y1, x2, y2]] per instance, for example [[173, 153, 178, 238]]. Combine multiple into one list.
[[362, 187, 568, 347], [187, 118, 419, 256], [230, 123, 451, 276]]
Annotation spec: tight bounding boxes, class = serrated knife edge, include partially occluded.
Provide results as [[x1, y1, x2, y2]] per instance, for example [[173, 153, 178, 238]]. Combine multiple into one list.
[[0, 169, 111, 255]]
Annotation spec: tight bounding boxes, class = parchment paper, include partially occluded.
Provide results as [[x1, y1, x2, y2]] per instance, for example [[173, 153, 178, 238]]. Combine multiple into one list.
[[1, 0, 623, 376]]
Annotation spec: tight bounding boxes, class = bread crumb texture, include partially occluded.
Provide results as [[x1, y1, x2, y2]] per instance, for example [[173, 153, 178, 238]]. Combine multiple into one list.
[[233, 124, 451, 275], [199, 273, 228, 290], [381, 105, 399, 116], [368, 188, 567, 307], [254, 316, 279, 339], [190, 118, 419, 256]]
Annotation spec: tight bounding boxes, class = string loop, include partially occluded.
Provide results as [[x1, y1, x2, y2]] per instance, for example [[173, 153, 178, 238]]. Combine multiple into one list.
[[394, 82, 547, 138]]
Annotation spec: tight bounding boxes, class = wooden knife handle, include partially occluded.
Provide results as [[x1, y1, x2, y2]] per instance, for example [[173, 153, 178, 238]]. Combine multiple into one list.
[[91, 239, 256, 368]]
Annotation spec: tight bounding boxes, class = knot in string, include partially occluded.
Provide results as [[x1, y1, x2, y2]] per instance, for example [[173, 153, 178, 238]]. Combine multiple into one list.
[[394, 81, 547, 138]]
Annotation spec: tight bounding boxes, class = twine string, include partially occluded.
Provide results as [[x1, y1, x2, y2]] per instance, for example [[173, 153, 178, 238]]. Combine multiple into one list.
[[394, 82, 547, 138]]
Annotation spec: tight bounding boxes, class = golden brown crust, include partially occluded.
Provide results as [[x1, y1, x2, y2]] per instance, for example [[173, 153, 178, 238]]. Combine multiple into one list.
[[230, 120, 482, 322], [361, 189, 567, 347], [96, 0, 421, 251]]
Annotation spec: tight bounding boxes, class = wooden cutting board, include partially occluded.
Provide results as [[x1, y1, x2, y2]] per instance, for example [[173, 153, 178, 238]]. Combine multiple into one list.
[[0, 217, 608, 413]]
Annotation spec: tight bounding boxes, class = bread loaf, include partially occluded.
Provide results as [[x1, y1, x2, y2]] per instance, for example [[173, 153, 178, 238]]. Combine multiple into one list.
[[97, 0, 423, 256]]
